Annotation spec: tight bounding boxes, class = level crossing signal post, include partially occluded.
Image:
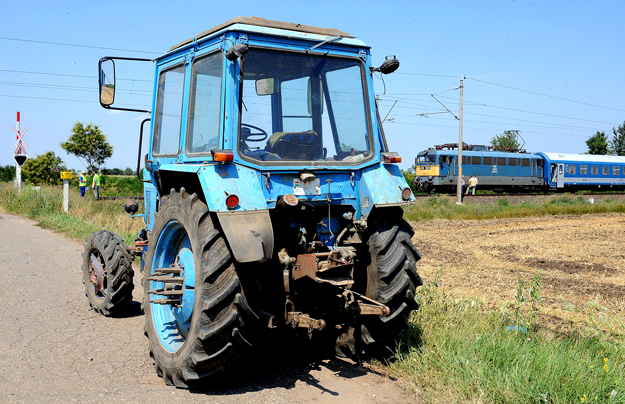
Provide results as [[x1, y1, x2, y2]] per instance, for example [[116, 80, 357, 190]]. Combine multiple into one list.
[[12, 112, 29, 193]]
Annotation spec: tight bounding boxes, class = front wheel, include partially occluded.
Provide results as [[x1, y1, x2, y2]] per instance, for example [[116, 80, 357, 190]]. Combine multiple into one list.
[[82, 230, 134, 316], [143, 189, 259, 388]]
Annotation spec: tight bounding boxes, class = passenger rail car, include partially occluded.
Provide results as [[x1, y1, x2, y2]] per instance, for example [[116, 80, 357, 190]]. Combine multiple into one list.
[[539, 152, 625, 191], [415, 149, 625, 193]]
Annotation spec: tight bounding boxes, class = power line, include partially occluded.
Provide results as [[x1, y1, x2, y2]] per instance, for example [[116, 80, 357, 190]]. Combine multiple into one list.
[[0, 36, 160, 55], [466, 77, 625, 113], [395, 72, 459, 78], [0, 68, 153, 82], [0, 94, 149, 107], [379, 94, 621, 126], [0, 80, 152, 94]]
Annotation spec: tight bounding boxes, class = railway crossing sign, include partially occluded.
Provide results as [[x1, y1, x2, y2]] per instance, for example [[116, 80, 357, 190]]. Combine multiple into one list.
[[14, 154, 27, 167], [12, 111, 28, 193], [13, 126, 28, 154]]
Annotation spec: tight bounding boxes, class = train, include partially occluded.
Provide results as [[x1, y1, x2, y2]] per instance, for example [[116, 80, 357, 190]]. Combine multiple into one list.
[[414, 145, 625, 194]]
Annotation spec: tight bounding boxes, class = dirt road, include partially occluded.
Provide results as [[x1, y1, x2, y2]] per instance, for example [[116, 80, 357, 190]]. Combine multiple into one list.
[[0, 212, 412, 404]]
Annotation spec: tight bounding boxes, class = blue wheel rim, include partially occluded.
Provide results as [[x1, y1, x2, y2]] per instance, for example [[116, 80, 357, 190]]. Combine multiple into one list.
[[150, 220, 196, 353]]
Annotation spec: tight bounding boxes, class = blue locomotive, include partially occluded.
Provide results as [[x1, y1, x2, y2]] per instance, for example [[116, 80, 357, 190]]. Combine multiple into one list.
[[415, 145, 625, 193]]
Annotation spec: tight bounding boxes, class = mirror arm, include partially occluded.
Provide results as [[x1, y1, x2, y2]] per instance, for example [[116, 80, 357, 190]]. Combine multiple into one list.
[[137, 118, 152, 183]]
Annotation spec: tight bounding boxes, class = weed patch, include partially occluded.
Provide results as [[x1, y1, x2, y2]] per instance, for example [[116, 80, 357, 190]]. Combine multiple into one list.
[[391, 273, 625, 403]]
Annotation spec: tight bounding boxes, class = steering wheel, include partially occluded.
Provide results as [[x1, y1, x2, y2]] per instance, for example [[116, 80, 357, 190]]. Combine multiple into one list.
[[241, 123, 269, 142]]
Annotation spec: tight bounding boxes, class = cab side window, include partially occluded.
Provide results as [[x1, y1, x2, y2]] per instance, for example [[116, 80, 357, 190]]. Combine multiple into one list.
[[187, 53, 223, 155], [153, 65, 185, 156]]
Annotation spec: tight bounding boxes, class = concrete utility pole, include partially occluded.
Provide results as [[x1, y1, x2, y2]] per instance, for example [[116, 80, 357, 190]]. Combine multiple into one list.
[[456, 77, 464, 205]]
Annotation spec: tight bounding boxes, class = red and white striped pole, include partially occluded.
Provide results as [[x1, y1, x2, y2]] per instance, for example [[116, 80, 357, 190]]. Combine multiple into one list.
[[15, 111, 22, 193]]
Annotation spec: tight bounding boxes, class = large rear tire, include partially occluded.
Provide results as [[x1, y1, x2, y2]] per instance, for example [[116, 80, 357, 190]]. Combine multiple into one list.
[[143, 189, 258, 388], [82, 230, 134, 316], [337, 212, 422, 357]]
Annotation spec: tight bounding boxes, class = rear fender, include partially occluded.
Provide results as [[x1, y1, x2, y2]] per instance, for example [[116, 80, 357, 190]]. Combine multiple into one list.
[[197, 164, 274, 262], [359, 163, 414, 218]]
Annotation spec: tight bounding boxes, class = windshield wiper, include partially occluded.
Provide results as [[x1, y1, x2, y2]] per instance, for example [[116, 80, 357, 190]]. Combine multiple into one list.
[[305, 36, 342, 53]]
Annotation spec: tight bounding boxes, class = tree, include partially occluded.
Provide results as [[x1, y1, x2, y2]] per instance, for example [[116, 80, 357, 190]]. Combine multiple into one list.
[[585, 131, 609, 155], [491, 130, 522, 152], [609, 121, 625, 156], [61, 122, 113, 172], [21, 151, 65, 185]]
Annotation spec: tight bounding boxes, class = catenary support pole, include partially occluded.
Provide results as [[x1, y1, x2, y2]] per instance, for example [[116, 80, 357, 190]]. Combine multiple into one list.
[[456, 77, 464, 205]]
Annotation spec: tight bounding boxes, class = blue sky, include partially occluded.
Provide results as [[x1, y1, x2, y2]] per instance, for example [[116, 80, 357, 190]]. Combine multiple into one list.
[[1, 0, 624, 170]]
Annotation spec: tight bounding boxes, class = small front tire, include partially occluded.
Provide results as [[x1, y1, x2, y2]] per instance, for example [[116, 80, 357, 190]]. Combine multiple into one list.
[[82, 230, 135, 316]]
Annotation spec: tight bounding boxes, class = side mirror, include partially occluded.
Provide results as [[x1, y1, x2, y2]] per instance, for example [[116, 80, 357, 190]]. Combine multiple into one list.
[[256, 78, 276, 95], [99, 58, 116, 106], [225, 44, 249, 61]]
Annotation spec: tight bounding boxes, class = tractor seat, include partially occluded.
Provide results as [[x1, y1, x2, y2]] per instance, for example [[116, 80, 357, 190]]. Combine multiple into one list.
[[266, 130, 320, 160]]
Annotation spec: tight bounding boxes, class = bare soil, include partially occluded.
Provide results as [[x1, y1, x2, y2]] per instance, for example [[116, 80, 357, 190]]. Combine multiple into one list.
[[410, 213, 625, 334]]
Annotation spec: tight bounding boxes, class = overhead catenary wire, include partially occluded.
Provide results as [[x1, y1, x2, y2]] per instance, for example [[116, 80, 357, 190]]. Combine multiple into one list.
[[0, 36, 161, 55]]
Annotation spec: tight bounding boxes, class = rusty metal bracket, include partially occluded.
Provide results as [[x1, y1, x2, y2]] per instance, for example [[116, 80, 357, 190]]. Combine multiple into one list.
[[291, 250, 355, 286], [341, 290, 390, 317], [287, 312, 326, 338]]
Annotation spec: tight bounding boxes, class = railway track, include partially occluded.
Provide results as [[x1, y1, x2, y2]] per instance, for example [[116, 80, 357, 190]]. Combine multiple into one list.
[[413, 192, 625, 198], [98, 196, 144, 201]]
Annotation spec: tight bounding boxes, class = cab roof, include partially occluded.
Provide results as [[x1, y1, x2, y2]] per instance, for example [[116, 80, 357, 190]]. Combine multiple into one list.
[[169, 16, 355, 52]]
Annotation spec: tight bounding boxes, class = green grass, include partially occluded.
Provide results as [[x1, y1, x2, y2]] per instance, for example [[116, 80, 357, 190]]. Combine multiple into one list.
[[404, 194, 625, 222], [391, 275, 625, 403], [0, 182, 143, 244]]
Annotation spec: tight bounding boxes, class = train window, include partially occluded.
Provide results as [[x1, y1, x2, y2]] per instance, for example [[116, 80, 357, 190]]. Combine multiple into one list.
[[580, 165, 588, 175], [473, 156, 481, 165], [508, 158, 517, 166], [417, 155, 436, 164], [591, 166, 598, 175], [568, 165, 576, 175], [521, 159, 530, 167], [484, 157, 492, 165], [497, 157, 506, 165], [439, 156, 448, 163], [614, 166, 620, 176], [462, 156, 467, 164], [602, 166, 609, 175]]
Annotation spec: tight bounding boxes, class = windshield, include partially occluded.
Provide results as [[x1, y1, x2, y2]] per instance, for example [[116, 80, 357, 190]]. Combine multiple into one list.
[[238, 49, 372, 165], [417, 155, 436, 165]]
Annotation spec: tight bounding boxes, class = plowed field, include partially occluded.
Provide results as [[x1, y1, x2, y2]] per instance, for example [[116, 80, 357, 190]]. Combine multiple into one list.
[[411, 213, 625, 334]]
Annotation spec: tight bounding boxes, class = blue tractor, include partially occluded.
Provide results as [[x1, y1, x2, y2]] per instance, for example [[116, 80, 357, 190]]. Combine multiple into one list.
[[83, 17, 422, 388]]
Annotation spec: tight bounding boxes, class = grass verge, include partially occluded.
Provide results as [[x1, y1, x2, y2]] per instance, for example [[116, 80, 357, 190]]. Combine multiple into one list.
[[0, 183, 143, 244], [404, 194, 625, 221], [390, 272, 624, 403]]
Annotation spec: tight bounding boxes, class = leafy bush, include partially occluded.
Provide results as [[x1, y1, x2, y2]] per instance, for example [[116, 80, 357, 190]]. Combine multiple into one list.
[[0, 164, 16, 182]]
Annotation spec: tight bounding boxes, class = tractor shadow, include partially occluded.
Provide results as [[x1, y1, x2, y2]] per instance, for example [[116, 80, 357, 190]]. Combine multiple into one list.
[[109, 300, 144, 318], [187, 331, 401, 396]]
